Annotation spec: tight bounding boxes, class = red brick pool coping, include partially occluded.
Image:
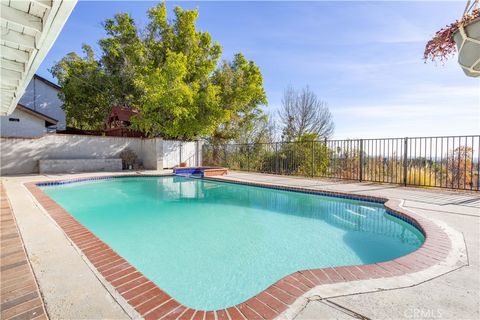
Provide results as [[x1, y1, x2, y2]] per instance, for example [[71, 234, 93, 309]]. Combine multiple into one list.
[[1, 183, 48, 320], [24, 174, 452, 320]]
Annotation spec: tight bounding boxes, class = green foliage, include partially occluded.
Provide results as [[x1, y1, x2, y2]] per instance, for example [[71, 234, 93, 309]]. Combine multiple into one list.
[[211, 54, 268, 142], [203, 133, 330, 177], [235, 112, 271, 145], [99, 13, 144, 106], [50, 45, 111, 130], [132, 4, 225, 138], [277, 133, 329, 176], [51, 2, 266, 138]]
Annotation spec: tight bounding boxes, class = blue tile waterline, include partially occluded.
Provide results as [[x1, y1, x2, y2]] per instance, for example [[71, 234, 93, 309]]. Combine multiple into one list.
[[40, 176, 424, 309]]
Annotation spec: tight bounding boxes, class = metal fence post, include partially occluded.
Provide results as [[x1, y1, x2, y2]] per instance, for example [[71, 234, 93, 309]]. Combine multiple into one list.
[[179, 142, 182, 164], [324, 137, 328, 177], [311, 140, 315, 177], [275, 142, 279, 174], [359, 139, 363, 182], [403, 137, 408, 186], [224, 144, 227, 167], [247, 145, 250, 172], [196, 140, 199, 166]]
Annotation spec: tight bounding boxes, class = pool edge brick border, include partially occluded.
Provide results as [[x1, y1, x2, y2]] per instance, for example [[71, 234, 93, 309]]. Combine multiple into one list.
[[1, 183, 48, 320], [24, 174, 452, 320]]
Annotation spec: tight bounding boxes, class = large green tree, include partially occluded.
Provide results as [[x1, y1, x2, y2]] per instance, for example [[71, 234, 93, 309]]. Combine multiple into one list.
[[51, 2, 267, 138], [50, 45, 111, 130], [211, 54, 268, 143]]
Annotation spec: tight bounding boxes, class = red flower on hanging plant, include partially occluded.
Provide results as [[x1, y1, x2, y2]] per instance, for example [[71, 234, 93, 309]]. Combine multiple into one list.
[[424, 9, 480, 62]]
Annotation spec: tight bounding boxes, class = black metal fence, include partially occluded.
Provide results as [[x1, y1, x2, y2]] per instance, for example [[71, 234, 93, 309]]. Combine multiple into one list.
[[202, 135, 480, 191]]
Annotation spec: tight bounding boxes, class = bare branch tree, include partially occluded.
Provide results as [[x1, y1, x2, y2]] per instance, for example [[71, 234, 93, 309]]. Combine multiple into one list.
[[278, 86, 334, 141]]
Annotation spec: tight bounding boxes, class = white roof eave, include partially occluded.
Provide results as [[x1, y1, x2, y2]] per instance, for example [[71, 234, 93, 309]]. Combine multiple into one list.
[[1, 0, 77, 115]]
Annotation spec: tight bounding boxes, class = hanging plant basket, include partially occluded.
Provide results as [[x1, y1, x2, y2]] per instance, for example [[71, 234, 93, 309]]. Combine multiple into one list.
[[453, 16, 480, 76], [424, 1, 480, 77]]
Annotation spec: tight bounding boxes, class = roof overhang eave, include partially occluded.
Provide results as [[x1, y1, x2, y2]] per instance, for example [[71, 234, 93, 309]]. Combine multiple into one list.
[[1, 0, 77, 115]]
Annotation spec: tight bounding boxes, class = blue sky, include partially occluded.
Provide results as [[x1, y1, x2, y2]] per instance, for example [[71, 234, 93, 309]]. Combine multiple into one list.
[[38, 1, 479, 139]]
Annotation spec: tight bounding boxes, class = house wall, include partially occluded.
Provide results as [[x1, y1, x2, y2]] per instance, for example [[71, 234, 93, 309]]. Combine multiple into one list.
[[0, 108, 47, 137], [19, 77, 66, 130], [0, 135, 201, 175]]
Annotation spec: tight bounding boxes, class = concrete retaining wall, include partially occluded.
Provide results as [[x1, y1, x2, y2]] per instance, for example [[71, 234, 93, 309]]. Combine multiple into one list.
[[0, 134, 201, 175]]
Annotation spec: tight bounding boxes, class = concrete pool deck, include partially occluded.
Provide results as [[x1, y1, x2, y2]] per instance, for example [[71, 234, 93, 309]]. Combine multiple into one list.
[[215, 172, 479, 320], [1, 171, 479, 319]]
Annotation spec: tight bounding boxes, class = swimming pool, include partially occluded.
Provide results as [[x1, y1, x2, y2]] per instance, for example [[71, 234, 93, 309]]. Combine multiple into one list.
[[40, 176, 424, 310]]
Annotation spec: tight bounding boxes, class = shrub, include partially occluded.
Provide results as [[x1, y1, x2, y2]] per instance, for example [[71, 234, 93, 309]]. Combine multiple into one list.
[[406, 167, 435, 187], [119, 148, 140, 170]]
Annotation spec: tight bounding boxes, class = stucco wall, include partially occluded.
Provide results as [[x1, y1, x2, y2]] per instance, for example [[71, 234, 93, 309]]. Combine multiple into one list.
[[0, 108, 47, 137], [181, 140, 199, 167], [141, 138, 161, 170], [19, 77, 66, 130], [162, 140, 201, 168], [0, 135, 200, 175], [163, 140, 182, 168]]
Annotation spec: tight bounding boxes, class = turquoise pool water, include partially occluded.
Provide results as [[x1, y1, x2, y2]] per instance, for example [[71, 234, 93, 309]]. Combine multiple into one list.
[[41, 176, 424, 309]]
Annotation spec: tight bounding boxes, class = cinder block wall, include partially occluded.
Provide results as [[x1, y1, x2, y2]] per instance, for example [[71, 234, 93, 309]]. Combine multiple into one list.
[[0, 134, 200, 175]]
